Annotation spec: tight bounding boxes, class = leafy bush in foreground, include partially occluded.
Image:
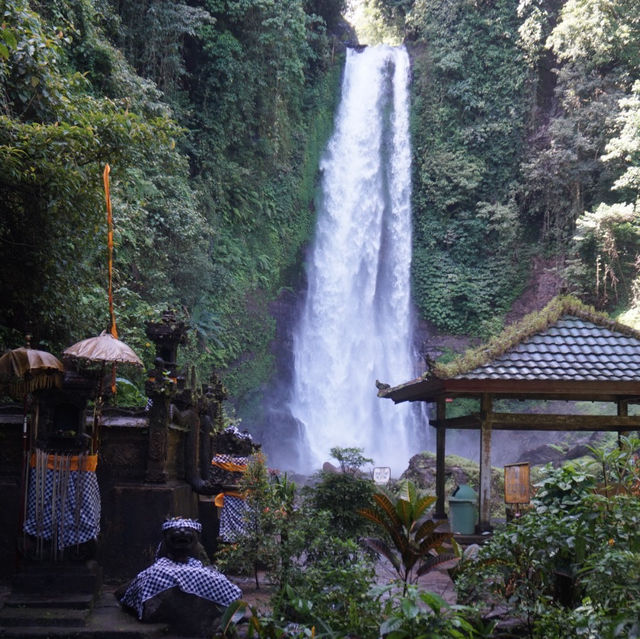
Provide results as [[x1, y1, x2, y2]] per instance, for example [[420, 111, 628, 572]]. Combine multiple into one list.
[[455, 436, 640, 638]]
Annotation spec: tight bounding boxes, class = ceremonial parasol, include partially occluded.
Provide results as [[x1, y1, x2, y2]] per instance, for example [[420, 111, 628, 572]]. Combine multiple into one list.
[[0, 346, 64, 400], [61, 165, 144, 452], [62, 331, 143, 368], [0, 344, 65, 547], [63, 331, 143, 452], [0, 344, 62, 469]]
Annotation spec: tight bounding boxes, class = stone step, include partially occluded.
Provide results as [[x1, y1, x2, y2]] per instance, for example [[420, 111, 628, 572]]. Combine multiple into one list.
[[0, 605, 90, 627], [0, 627, 166, 638], [4, 592, 96, 609], [12, 562, 102, 596], [0, 587, 169, 638]]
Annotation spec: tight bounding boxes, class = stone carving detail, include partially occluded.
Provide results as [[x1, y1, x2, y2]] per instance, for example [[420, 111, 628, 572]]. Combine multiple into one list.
[[145, 358, 175, 483]]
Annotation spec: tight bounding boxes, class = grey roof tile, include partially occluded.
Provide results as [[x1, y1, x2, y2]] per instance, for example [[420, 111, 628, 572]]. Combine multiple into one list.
[[458, 315, 640, 381]]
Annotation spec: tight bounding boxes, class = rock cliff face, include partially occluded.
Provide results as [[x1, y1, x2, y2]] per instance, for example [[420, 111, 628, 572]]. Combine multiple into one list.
[[402, 451, 479, 489], [401, 451, 505, 517], [245, 286, 310, 473]]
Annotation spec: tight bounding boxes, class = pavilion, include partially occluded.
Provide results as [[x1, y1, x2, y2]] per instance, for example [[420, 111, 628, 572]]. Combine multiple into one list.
[[378, 296, 640, 530]]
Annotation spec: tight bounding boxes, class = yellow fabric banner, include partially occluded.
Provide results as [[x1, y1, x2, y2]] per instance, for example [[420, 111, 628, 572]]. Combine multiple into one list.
[[214, 491, 244, 508], [30, 452, 98, 473]]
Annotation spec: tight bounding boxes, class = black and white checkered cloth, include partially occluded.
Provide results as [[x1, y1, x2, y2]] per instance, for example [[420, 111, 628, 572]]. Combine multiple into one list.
[[120, 557, 242, 619], [23, 466, 101, 548], [162, 517, 202, 532], [223, 425, 253, 441], [211, 454, 249, 467], [218, 495, 249, 542]]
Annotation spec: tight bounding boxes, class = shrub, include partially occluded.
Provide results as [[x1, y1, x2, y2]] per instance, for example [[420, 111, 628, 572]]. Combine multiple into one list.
[[305, 447, 376, 539], [359, 480, 454, 595], [455, 438, 640, 637]]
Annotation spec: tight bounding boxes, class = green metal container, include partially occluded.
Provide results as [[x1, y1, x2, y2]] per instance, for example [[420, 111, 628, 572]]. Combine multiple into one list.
[[448, 484, 478, 535]]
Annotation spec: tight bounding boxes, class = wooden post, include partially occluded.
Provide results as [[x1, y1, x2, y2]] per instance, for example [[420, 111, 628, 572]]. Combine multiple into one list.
[[618, 399, 629, 443], [478, 393, 493, 532], [435, 398, 447, 520]]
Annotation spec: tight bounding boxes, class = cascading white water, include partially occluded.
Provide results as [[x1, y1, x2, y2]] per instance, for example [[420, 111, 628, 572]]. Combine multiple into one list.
[[289, 45, 421, 475]]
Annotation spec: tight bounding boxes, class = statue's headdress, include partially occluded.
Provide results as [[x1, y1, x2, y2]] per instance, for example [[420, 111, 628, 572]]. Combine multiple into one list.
[[161, 517, 202, 533]]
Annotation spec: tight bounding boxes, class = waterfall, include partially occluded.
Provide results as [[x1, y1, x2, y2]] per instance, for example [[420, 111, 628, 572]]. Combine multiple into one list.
[[289, 45, 422, 475]]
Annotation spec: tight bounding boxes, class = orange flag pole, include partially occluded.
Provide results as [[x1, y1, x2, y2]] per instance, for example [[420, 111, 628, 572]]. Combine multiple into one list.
[[103, 164, 118, 340], [103, 164, 118, 394]]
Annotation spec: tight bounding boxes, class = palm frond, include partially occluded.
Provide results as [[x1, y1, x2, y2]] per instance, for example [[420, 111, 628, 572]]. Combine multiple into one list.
[[396, 498, 413, 529], [414, 518, 438, 543], [359, 507, 407, 552], [358, 507, 390, 530], [417, 532, 452, 554], [395, 479, 415, 505], [414, 495, 436, 519]]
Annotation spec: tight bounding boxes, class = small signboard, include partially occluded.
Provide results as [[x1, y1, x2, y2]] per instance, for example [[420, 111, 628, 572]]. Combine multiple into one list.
[[373, 466, 391, 485], [504, 462, 530, 504]]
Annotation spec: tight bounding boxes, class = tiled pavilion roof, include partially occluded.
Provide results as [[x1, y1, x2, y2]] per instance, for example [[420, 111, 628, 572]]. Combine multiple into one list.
[[456, 314, 640, 381], [378, 296, 640, 528], [379, 296, 640, 403]]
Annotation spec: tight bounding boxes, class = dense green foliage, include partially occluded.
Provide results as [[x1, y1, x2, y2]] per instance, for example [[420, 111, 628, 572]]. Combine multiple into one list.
[[522, 0, 640, 313], [0, 0, 342, 405], [213, 445, 640, 637], [456, 436, 640, 637], [215, 452, 382, 638], [0, 0, 192, 354], [3, 0, 640, 412], [215, 452, 488, 639], [407, 0, 529, 335], [406, 0, 640, 336], [304, 446, 377, 538]]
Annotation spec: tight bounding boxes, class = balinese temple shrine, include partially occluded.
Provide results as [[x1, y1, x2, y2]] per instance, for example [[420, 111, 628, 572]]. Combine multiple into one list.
[[0, 310, 256, 634]]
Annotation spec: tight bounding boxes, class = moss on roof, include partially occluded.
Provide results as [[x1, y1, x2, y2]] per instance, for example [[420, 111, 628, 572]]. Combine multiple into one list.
[[428, 295, 640, 380]]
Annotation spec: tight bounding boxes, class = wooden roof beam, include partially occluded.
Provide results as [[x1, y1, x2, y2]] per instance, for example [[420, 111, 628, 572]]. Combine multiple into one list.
[[433, 412, 640, 431]]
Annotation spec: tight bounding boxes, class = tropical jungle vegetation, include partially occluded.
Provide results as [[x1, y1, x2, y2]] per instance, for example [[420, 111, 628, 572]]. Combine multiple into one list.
[[0, 0, 344, 405], [2, 0, 640, 419], [3, 1, 640, 634], [213, 441, 640, 638]]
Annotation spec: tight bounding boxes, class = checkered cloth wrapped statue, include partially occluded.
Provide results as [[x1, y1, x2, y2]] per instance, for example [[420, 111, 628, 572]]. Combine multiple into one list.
[[211, 454, 250, 542], [23, 450, 100, 556], [215, 493, 249, 542], [120, 517, 242, 625]]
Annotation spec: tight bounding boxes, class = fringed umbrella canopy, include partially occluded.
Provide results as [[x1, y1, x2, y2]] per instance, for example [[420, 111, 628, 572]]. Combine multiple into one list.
[[63, 331, 143, 453], [63, 331, 143, 367], [0, 347, 64, 399]]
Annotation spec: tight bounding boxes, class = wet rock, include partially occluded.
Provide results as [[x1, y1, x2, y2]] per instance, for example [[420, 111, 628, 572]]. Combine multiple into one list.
[[139, 586, 227, 637], [515, 432, 603, 466], [402, 452, 474, 488]]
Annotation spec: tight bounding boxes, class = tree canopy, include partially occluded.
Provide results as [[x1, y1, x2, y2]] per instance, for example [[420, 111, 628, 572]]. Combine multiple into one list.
[[2, 0, 640, 418]]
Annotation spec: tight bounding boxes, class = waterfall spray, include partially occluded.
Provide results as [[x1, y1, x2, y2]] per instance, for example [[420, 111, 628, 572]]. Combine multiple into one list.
[[289, 45, 423, 475]]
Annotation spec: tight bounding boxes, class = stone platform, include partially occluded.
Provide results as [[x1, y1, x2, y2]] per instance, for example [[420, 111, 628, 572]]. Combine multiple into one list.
[[0, 583, 168, 639]]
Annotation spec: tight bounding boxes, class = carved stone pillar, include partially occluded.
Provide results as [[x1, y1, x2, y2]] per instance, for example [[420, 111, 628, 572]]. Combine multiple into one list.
[[145, 309, 188, 379], [144, 359, 175, 483]]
